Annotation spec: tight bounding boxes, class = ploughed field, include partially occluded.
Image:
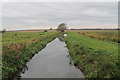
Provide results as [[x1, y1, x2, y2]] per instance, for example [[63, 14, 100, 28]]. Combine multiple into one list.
[[2, 32, 59, 79], [65, 30, 119, 78]]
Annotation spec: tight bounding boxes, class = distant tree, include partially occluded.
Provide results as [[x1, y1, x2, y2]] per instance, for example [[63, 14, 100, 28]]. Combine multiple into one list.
[[50, 27, 52, 30], [43, 30, 47, 32], [57, 23, 67, 32], [117, 28, 120, 30], [70, 28, 74, 30], [0, 29, 2, 33], [2, 29, 6, 33]]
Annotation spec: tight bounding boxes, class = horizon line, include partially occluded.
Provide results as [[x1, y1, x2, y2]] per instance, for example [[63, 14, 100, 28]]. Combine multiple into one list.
[[2, 28, 119, 31]]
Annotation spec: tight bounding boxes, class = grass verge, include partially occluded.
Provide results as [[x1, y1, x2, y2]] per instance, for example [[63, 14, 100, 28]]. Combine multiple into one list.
[[2, 33, 59, 80], [65, 32, 119, 79]]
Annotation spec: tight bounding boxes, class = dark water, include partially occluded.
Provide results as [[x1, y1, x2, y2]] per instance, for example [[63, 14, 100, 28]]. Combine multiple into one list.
[[20, 35, 84, 78]]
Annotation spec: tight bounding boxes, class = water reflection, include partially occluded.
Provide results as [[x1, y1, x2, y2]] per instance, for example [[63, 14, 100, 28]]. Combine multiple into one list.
[[58, 34, 67, 42], [59, 34, 73, 65], [66, 55, 73, 66], [15, 33, 84, 78]]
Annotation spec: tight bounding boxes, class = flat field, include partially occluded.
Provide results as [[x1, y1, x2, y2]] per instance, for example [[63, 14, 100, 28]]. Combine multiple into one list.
[[2, 30, 120, 79], [65, 30, 119, 78], [2, 32, 57, 45], [78, 30, 119, 43], [66, 31, 118, 58], [2, 31, 59, 79]]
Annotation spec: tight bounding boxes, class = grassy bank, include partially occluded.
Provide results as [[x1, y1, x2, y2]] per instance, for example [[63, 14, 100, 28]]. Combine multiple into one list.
[[2, 32, 59, 79], [0, 54, 1, 80], [65, 32, 119, 79], [2, 32, 56, 45], [79, 30, 119, 43]]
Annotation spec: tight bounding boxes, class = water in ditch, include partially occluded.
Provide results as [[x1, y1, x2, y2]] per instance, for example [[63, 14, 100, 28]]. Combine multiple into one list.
[[20, 34, 84, 78]]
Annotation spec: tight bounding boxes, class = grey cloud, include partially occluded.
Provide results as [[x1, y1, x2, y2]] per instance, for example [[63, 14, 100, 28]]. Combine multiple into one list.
[[2, 2, 118, 30]]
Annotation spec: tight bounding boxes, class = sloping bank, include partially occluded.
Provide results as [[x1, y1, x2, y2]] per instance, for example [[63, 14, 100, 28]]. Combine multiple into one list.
[[64, 32, 120, 79], [2, 32, 59, 80]]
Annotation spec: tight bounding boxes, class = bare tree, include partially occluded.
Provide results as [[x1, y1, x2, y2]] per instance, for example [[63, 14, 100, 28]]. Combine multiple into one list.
[[57, 23, 67, 32]]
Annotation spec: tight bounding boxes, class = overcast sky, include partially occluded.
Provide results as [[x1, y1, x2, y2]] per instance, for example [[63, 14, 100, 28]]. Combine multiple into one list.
[[2, 2, 118, 30]]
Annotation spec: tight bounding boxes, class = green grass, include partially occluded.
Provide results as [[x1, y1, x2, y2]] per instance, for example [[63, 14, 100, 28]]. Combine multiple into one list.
[[2, 32, 59, 79], [79, 30, 119, 43], [67, 32, 118, 58], [2, 32, 58, 54], [0, 33, 2, 51], [2, 32, 56, 45], [65, 32, 119, 78], [0, 33, 1, 80]]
